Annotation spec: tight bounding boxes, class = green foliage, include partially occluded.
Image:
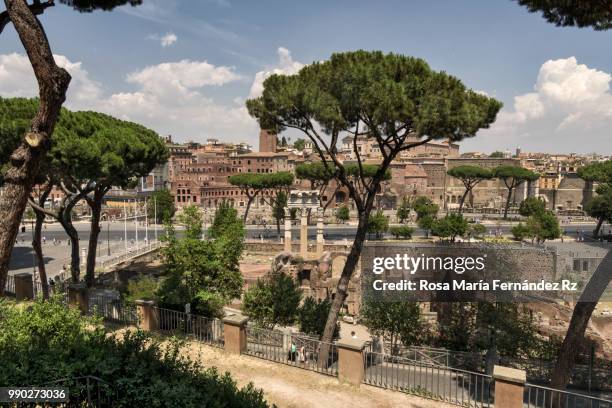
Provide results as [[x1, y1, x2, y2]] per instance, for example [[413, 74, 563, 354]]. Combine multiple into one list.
[[57, 0, 143, 13], [526, 210, 561, 243], [431, 213, 469, 242], [413, 196, 439, 233], [208, 201, 242, 239], [272, 191, 287, 224], [467, 223, 487, 239], [438, 303, 479, 351], [519, 197, 546, 217], [159, 204, 244, 318], [579, 161, 612, 237], [389, 225, 414, 239], [293, 138, 306, 151], [295, 162, 335, 185], [438, 302, 553, 359], [297, 297, 338, 338], [0, 298, 271, 408], [147, 189, 175, 223], [513, 210, 561, 243], [335, 205, 350, 223], [512, 222, 531, 241], [242, 272, 302, 329], [396, 197, 411, 223], [577, 160, 612, 183], [247, 50, 502, 146], [367, 210, 389, 238], [125, 275, 159, 303], [177, 205, 203, 239], [0, 98, 168, 191], [489, 151, 505, 158], [447, 165, 493, 181], [361, 300, 425, 353], [493, 166, 539, 185], [515, 0, 611, 30]]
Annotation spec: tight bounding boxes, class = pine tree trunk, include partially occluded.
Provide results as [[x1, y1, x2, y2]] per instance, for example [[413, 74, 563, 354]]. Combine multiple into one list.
[[319, 194, 375, 364], [85, 191, 103, 288], [550, 250, 612, 390], [32, 209, 48, 299], [593, 217, 604, 238], [503, 188, 512, 219], [459, 189, 470, 213], [60, 214, 81, 282], [0, 0, 70, 296]]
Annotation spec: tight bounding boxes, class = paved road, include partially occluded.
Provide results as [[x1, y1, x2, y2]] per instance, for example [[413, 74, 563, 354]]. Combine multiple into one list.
[[8, 220, 601, 279]]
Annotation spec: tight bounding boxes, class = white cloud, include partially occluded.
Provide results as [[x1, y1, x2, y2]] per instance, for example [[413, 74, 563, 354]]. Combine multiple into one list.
[[0, 53, 257, 144], [0, 53, 102, 109], [248, 47, 304, 98], [160, 32, 178, 47], [470, 57, 612, 153]]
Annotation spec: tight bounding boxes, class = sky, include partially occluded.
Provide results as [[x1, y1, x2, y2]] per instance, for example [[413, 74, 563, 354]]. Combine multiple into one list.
[[0, 0, 610, 154]]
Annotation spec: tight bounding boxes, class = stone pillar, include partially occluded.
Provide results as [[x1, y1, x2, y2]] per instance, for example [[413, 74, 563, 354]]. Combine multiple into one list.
[[223, 314, 248, 355], [135, 300, 158, 331], [316, 208, 324, 256], [337, 338, 366, 386], [284, 214, 292, 253], [14, 273, 34, 301], [300, 210, 308, 257], [493, 366, 526, 408], [68, 283, 89, 315]]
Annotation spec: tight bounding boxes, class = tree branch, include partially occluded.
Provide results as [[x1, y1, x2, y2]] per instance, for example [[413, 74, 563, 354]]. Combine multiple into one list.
[[0, 0, 55, 35]]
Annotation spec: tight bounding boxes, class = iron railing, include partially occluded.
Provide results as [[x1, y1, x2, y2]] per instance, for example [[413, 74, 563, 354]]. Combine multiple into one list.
[[364, 351, 493, 407], [4, 274, 15, 295], [88, 295, 139, 326], [155, 307, 224, 348], [98, 241, 163, 270], [524, 383, 612, 408], [245, 326, 338, 377]]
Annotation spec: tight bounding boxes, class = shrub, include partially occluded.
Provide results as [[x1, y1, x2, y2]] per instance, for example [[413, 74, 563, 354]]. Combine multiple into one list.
[[297, 297, 339, 338], [0, 297, 271, 408], [512, 223, 530, 240], [389, 225, 414, 239], [335, 206, 349, 223], [242, 272, 302, 329], [125, 275, 159, 303]]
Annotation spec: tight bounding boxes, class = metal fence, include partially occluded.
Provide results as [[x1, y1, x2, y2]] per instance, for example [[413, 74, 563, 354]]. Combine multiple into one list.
[[245, 326, 339, 377], [524, 384, 612, 408], [4, 274, 15, 295], [98, 241, 163, 269], [88, 295, 139, 326], [155, 307, 224, 348], [364, 351, 493, 407]]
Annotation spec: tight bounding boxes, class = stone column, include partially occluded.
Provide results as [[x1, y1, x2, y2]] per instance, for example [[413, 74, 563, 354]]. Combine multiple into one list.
[[223, 314, 249, 355], [316, 208, 324, 256], [300, 209, 308, 257], [493, 366, 526, 408], [337, 338, 366, 386], [68, 283, 89, 315], [135, 300, 158, 331], [284, 213, 292, 253], [14, 273, 34, 301]]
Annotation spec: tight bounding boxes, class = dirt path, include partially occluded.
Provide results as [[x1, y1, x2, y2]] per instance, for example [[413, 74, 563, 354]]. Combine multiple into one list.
[[182, 340, 454, 408]]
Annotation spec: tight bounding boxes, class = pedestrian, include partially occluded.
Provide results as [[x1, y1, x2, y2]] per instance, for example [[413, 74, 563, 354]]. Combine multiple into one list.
[[42, 236, 46, 244], [299, 345, 306, 364], [351, 331, 357, 339], [48, 278, 55, 294], [288, 341, 297, 362]]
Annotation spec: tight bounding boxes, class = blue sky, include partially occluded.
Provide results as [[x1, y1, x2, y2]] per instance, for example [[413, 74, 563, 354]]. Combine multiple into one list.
[[0, 0, 610, 153]]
